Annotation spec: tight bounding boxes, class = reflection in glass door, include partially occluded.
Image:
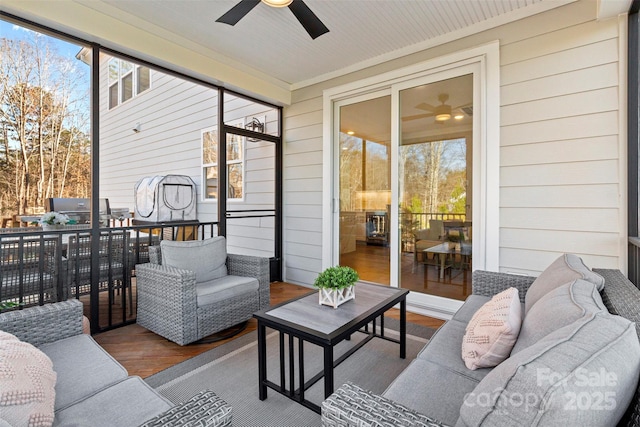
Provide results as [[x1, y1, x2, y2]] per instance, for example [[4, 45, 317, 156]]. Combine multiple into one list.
[[398, 74, 473, 300], [338, 96, 392, 285]]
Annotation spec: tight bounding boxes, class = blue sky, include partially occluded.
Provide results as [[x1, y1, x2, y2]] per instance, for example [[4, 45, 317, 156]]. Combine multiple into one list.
[[1, 18, 91, 131], [0, 19, 84, 57]]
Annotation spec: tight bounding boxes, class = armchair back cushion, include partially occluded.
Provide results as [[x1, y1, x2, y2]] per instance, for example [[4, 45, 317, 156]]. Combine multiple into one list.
[[524, 254, 604, 314], [161, 237, 227, 283], [415, 219, 444, 241]]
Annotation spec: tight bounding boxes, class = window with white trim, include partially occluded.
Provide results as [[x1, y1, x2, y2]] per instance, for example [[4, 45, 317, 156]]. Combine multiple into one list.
[[202, 121, 245, 201], [108, 58, 151, 109]]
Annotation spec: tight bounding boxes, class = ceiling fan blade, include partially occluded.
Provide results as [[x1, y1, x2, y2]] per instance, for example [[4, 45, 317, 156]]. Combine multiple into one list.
[[216, 0, 260, 25], [288, 0, 329, 39], [402, 113, 435, 121], [452, 102, 472, 110], [415, 102, 436, 112]]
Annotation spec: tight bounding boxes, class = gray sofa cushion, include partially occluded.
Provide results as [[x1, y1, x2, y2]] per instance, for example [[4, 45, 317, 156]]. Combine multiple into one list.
[[384, 358, 480, 427], [512, 279, 606, 354], [161, 237, 227, 283], [196, 275, 259, 306], [451, 295, 491, 324], [457, 312, 640, 427], [39, 334, 128, 411], [53, 376, 173, 427], [524, 254, 604, 314], [417, 319, 491, 382]]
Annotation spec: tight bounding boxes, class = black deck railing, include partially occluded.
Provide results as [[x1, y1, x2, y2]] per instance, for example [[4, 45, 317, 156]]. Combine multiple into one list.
[[0, 221, 218, 332], [399, 212, 466, 230], [629, 236, 640, 289]]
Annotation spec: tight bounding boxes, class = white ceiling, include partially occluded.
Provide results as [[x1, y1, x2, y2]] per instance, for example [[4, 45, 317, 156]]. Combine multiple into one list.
[[76, 0, 573, 88]]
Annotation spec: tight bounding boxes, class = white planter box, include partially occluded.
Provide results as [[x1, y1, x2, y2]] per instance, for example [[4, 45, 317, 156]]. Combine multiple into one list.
[[318, 286, 355, 309], [42, 224, 65, 231]]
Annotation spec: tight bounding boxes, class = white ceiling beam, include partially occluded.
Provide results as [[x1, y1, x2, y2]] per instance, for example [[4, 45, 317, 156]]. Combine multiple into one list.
[[597, 0, 633, 20]]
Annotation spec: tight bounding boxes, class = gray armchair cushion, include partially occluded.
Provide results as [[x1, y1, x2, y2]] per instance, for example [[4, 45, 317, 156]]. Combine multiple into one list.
[[457, 312, 640, 427], [196, 275, 259, 307], [39, 334, 128, 411], [524, 254, 604, 314], [512, 279, 606, 354], [161, 237, 227, 283]]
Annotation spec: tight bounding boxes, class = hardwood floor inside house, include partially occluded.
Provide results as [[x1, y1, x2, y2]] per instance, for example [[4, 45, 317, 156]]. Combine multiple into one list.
[[93, 281, 445, 378], [341, 242, 472, 300]]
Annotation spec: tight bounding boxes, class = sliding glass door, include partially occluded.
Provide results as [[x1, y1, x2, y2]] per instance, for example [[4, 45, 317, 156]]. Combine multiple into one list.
[[332, 62, 484, 314], [398, 73, 473, 300], [338, 95, 392, 285]]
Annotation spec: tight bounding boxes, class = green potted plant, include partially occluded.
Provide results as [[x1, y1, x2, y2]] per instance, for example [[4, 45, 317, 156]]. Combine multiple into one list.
[[314, 266, 359, 309], [0, 301, 18, 312]]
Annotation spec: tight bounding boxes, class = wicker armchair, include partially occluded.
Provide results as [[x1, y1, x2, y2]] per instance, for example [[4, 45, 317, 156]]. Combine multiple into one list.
[[136, 237, 270, 345]]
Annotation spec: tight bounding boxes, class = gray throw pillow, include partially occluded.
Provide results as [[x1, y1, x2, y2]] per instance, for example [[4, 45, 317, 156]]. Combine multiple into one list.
[[457, 312, 640, 427], [524, 254, 604, 314], [512, 279, 606, 354], [161, 237, 227, 283]]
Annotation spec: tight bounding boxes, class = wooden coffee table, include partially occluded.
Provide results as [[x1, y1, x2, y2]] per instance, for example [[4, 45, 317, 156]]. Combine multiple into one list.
[[253, 282, 409, 413]]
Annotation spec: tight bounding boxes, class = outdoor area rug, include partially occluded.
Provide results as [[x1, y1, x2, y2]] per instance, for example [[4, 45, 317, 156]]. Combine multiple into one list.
[[145, 318, 436, 427]]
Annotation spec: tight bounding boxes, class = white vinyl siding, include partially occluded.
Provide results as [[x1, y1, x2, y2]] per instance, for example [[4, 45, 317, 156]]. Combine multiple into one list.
[[96, 0, 626, 285], [281, 0, 626, 285], [99, 58, 277, 258], [282, 97, 325, 285], [498, 8, 622, 274]]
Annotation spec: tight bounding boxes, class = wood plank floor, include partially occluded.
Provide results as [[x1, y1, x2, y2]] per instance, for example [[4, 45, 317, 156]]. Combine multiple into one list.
[[93, 282, 445, 378], [340, 243, 472, 301]]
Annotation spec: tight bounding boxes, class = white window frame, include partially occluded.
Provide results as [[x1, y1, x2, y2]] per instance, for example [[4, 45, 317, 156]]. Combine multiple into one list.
[[202, 126, 218, 201], [107, 58, 151, 109], [322, 41, 500, 318], [201, 120, 246, 203]]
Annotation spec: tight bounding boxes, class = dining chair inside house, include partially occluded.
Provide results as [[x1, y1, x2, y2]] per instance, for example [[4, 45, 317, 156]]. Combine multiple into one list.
[[443, 221, 472, 271], [0, 236, 60, 307]]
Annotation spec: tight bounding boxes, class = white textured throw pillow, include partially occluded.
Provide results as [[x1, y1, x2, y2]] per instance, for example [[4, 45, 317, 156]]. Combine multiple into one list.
[[0, 331, 56, 427], [462, 287, 522, 370]]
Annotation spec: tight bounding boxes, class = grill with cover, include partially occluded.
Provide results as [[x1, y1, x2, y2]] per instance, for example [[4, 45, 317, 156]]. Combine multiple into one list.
[[134, 175, 197, 223]]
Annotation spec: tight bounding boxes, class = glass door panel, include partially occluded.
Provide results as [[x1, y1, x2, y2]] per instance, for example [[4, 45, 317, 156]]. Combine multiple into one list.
[[338, 96, 391, 285], [398, 74, 473, 300]]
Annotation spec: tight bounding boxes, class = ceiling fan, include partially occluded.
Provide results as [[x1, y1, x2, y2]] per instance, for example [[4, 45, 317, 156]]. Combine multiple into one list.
[[402, 93, 471, 123], [216, 0, 329, 40]]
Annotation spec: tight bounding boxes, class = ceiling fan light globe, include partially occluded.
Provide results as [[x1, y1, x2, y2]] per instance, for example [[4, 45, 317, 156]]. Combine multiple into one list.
[[435, 113, 451, 122], [262, 0, 293, 7]]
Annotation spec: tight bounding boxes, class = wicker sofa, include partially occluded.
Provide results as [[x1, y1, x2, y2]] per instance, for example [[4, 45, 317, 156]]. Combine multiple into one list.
[[322, 259, 640, 426], [0, 299, 232, 426]]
